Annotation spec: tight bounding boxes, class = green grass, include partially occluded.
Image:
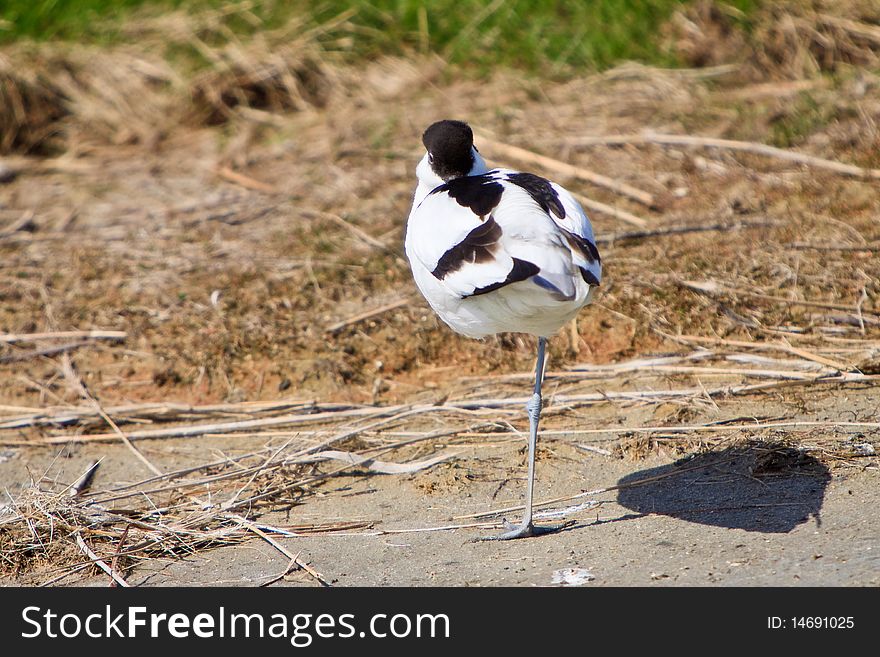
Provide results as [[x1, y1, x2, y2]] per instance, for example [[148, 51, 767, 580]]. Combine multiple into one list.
[[0, 0, 160, 43], [0, 0, 761, 73]]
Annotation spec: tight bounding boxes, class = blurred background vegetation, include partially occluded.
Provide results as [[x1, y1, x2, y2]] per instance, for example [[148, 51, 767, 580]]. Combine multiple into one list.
[[0, 0, 760, 74]]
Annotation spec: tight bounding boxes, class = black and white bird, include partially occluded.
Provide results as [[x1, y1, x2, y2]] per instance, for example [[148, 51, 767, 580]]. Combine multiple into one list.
[[405, 120, 601, 540]]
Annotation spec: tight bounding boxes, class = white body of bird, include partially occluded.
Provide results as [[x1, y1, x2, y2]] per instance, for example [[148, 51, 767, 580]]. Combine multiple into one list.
[[406, 161, 600, 339], [404, 119, 601, 540]]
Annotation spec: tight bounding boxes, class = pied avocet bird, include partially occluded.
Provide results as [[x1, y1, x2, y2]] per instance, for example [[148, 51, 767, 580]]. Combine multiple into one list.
[[405, 120, 601, 540]]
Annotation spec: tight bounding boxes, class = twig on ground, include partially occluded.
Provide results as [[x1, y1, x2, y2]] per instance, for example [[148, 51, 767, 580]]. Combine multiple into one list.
[[597, 219, 779, 244], [569, 192, 648, 227], [232, 516, 330, 587], [0, 210, 36, 239], [6, 372, 877, 448], [656, 332, 853, 371], [0, 398, 338, 430], [714, 79, 826, 102], [294, 449, 460, 474], [0, 341, 94, 364], [74, 534, 131, 587], [575, 444, 613, 456], [0, 330, 127, 344], [60, 355, 162, 477], [307, 210, 404, 258], [473, 130, 658, 208], [16, 405, 401, 445], [38, 564, 91, 587], [457, 419, 880, 441], [325, 296, 414, 334], [677, 279, 880, 316], [109, 524, 131, 588], [68, 460, 101, 497], [789, 242, 880, 252], [215, 165, 277, 193], [260, 556, 301, 587], [372, 520, 499, 534], [84, 410, 471, 505], [566, 132, 880, 181]]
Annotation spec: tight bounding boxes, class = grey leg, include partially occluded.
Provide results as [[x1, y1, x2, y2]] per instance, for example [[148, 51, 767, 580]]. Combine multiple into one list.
[[477, 337, 568, 540]]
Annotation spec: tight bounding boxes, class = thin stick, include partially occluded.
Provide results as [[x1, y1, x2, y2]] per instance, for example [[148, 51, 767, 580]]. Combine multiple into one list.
[[7, 373, 876, 448], [0, 210, 36, 239], [566, 132, 880, 181], [109, 524, 131, 588], [0, 403, 42, 413], [781, 344, 851, 372], [0, 330, 126, 344], [314, 211, 400, 255], [0, 156, 94, 178], [215, 166, 277, 193], [260, 557, 301, 587], [457, 420, 880, 439], [570, 192, 648, 228], [86, 422, 487, 505], [715, 79, 826, 102], [98, 401, 163, 476], [74, 534, 131, 587], [232, 516, 330, 586], [789, 242, 880, 252], [38, 564, 91, 587], [678, 279, 880, 315], [568, 318, 580, 355], [476, 364, 836, 381], [597, 219, 778, 244], [84, 446, 276, 498], [298, 520, 502, 536], [576, 444, 613, 456], [374, 520, 499, 534], [473, 131, 658, 208], [0, 398, 340, 430], [657, 332, 853, 371], [60, 355, 162, 477], [0, 341, 94, 364], [21, 405, 399, 445], [85, 409, 449, 504], [222, 439, 293, 510], [748, 291, 880, 315], [68, 460, 101, 497], [450, 374, 874, 406], [223, 428, 478, 511], [325, 296, 414, 334]]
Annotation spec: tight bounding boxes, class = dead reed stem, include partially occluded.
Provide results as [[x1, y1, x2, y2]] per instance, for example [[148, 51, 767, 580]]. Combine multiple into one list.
[[566, 132, 880, 181], [474, 131, 658, 208]]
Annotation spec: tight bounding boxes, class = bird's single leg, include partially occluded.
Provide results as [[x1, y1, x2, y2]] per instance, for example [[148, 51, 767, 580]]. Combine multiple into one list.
[[477, 337, 568, 541]]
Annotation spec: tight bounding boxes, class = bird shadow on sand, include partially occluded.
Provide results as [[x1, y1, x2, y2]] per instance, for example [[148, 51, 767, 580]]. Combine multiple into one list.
[[613, 440, 831, 533]]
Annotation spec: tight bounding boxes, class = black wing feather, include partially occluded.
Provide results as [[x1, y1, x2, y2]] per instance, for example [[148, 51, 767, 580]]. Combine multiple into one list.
[[431, 216, 503, 280], [467, 258, 540, 297]]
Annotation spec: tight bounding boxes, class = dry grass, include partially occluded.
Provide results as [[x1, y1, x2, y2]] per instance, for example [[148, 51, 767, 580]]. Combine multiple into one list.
[[667, 0, 880, 79], [0, 52, 68, 154], [187, 34, 336, 126], [0, 7, 340, 156]]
